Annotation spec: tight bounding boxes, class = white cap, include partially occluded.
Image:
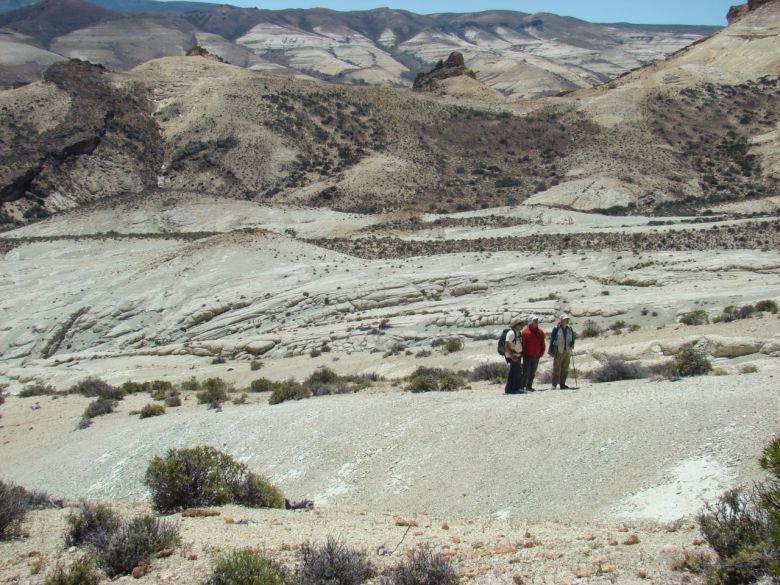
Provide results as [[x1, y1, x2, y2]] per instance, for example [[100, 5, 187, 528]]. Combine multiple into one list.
[[528, 314, 539, 322], [560, 313, 570, 320]]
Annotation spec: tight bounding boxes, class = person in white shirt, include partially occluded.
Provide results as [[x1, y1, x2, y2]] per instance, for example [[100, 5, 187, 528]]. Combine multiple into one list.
[[504, 316, 526, 394]]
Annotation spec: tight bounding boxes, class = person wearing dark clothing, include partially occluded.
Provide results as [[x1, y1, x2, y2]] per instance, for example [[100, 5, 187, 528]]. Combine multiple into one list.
[[520, 314, 545, 392], [504, 316, 526, 394], [548, 313, 576, 389]]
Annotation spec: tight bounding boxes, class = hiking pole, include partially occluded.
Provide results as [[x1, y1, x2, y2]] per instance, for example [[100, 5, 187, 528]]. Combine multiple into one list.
[[571, 352, 579, 388]]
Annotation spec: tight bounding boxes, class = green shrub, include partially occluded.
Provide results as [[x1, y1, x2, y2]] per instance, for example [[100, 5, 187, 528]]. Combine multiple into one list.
[[380, 544, 459, 585], [469, 363, 508, 384], [580, 320, 601, 338], [301, 368, 371, 397], [698, 435, 780, 584], [197, 378, 228, 406], [250, 360, 264, 371], [250, 378, 279, 393], [755, 299, 779, 314], [93, 515, 180, 577], [674, 348, 711, 377], [715, 304, 757, 323], [149, 380, 174, 401], [205, 549, 288, 585], [139, 404, 165, 418], [83, 398, 117, 420], [65, 500, 121, 547], [443, 338, 464, 354], [144, 446, 284, 512], [43, 556, 101, 585], [680, 309, 709, 326], [180, 376, 200, 391], [589, 359, 648, 383], [405, 368, 466, 393], [297, 537, 375, 585], [69, 378, 124, 400], [269, 381, 311, 405], [608, 320, 627, 332], [232, 393, 248, 405], [121, 381, 148, 394]]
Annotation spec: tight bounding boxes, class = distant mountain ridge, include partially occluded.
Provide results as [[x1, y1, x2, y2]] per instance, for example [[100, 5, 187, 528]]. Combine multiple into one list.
[[0, 0, 720, 95]]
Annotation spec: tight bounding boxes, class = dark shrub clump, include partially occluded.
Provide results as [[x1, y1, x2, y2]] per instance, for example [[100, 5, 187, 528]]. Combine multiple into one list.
[[589, 359, 648, 383], [405, 368, 466, 393], [69, 377, 124, 400], [82, 398, 117, 420], [755, 299, 779, 314], [65, 500, 121, 547], [0, 480, 31, 540], [579, 320, 602, 338], [19, 383, 58, 397], [297, 537, 375, 585], [93, 515, 180, 577], [380, 544, 460, 585], [144, 446, 284, 512], [205, 549, 288, 585]]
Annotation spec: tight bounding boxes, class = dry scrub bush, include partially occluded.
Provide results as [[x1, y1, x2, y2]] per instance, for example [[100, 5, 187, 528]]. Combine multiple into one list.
[[0, 480, 31, 540], [269, 381, 311, 405], [589, 359, 648, 383], [82, 398, 117, 422], [65, 501, 121, 547], [674, 348, 711, 377], [197, 378, 229, 407], [297, 537, 375, 585], [139, 404, 165, 418], [89, 515, 180, 577], [144, 446, 284, 512], [698, 435, 780, 584], [19, 383, 58, 397], [205, 549, 288, 585], [669, 550, 710, 574], [0, 481, 54, 539], [405, 368, 466, 393], [69, 377, 123, 400], [43, 556, 101, 585], [579, 320, 602, 338], [379, 544, 460, 585], [680, 309, 709, 326], [469, 362, 508, 384]]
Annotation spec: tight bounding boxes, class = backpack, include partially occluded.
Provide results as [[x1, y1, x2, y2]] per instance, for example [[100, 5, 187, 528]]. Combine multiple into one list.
[[497, 328, 512, 357]]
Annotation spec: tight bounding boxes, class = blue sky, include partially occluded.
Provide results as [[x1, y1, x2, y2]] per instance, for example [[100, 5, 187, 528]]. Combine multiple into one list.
[[229, 0, 735, 25]]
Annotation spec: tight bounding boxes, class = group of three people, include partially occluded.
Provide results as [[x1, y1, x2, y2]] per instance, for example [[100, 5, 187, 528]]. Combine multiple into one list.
[[504, 313, 576, 394]]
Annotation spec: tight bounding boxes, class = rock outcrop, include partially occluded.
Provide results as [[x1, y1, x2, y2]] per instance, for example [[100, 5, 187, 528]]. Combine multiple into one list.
[[728, 0, 776, 23], [412, 51, 477, 91], [185, 45, 225, 63]]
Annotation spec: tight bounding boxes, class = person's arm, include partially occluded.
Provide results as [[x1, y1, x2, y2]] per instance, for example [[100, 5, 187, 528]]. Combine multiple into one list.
[[548, 326, 556, 356]]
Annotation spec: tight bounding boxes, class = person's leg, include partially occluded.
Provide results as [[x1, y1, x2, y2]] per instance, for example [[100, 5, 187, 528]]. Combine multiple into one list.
[[552, 352, 562, 387], [525, 357, 540, 390], [505, 360, 523, 393], [519, 356, 529, 390], [559, 352, 572, 387]]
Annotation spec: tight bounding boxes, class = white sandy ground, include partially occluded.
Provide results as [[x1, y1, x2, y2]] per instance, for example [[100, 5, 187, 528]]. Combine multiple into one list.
[[0, 366, 778, 585], [1, 197, 779, 584]]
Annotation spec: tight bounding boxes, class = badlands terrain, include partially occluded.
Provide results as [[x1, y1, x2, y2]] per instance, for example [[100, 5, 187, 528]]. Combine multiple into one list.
[[0, 1, 780, 584]]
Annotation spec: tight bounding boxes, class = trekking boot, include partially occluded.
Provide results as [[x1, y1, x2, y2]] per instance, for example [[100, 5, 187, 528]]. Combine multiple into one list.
[[551, 384, 557, 390], [560, 384, 571, 390]]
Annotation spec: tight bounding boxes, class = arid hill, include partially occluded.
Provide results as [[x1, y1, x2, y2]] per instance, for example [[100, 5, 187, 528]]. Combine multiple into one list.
[[0, 0, 717, 93], [0, 0, 778, 224]]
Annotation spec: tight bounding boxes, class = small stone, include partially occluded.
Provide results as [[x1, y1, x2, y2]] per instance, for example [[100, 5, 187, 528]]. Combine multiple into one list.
[[188, 553, 198, 561], [636, 568, 648, 579], [441, 522, 449, 530], [623, 534, 640, 545], [132, 565, 147, 578]]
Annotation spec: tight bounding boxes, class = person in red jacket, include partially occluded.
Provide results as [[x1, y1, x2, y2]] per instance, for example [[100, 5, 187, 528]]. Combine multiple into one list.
[[520, 314, 546, 392]]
